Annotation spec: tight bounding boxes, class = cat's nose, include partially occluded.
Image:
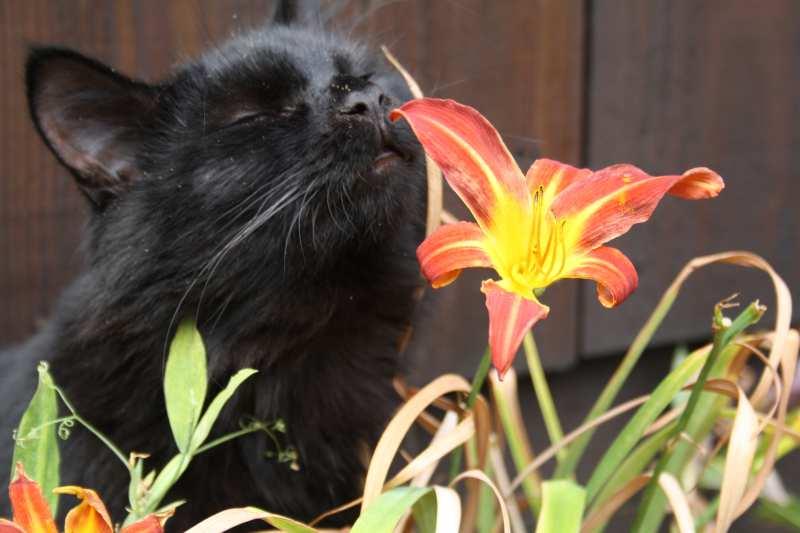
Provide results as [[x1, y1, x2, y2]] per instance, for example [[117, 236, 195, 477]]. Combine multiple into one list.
[[339, 85, 389, 116]]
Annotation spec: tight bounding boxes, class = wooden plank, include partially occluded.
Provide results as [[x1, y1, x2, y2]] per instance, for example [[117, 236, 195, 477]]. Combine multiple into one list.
[[582, 0, 800, 356]]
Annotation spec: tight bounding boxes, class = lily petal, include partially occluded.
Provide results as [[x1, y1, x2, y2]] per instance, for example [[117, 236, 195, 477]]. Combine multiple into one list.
[[120, 514, 169, 533], [54, 486, 113, 533], [481, 280, 550, 378], [665, 167, 726, 199], [390, 98, 529, 231], [0, 519, 25, 532], [565, 246, 638, 308], [417, 222, 492, 288], [9, 463, 57, 533], [525, 158, 592, 207], [551, 164, 724, 252]]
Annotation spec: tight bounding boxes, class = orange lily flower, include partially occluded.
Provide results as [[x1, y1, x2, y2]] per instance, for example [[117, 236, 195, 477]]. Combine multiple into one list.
[[1, 464, 168, 533], [390, 98, 724, 377]]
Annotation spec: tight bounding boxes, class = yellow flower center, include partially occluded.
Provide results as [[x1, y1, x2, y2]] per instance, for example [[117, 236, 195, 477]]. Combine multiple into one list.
[[491, 186, 569, 297]]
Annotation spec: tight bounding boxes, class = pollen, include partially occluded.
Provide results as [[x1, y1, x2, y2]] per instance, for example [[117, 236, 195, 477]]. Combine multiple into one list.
[[519, 186, 568, 289]]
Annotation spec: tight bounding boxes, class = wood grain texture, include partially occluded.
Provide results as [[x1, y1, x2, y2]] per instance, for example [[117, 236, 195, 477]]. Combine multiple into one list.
[[0, 1, 585, 379], [582, 0, 800, 356]]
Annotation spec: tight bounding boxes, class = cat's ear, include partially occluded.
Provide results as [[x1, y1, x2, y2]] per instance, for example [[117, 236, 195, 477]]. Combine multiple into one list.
[[26, 47, 157, 210], [272, 0, 322, 25]]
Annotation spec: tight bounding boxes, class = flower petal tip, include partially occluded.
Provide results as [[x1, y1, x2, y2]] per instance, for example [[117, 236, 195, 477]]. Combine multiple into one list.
[[669, 167, 725, 199], [481, 280, 549, 375], [388, 108, 404, 123]]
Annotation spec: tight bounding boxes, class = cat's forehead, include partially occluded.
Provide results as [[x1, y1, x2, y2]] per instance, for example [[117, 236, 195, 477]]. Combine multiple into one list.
[[195, 26, 374, 86]]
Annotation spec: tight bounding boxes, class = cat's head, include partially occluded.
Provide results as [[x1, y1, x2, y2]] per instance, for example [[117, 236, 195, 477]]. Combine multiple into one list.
[[25, 1, 426, 314]]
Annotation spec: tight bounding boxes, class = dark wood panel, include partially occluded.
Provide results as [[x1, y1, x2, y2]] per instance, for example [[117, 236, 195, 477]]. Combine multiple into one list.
[[583, 0, 800, 356], [0, 1, 585, 378]]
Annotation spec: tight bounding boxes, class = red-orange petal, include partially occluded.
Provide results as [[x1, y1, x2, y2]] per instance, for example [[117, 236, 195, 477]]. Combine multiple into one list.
[[551, 164, 724, 251], [525, 158, 592, 203], [54, 486, 113, 533], [566, 246, 638, 308], [666, 167, 726, 199], [9, 463, 58, 533], [417, 221, 492, 288], [119, 514, 169, 533], [481, 280, 550, 378], [390, 98, 529, 230], [0, 519, 25, 532]]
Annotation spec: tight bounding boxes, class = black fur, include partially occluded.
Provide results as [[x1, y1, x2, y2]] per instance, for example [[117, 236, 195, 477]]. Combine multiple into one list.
[[0, 5, 426, 531]]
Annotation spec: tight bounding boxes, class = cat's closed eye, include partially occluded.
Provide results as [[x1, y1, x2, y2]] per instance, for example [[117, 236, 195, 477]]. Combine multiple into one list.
[[217, 104, 301, 131]]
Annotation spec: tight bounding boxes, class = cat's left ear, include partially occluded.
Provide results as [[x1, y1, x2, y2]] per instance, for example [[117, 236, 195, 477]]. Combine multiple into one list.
[[26, 47, 157, 210]]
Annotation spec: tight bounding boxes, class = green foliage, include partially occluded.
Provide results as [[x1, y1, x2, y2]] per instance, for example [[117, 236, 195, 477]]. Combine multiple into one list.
[[536, 480, 586, 533], [126, 318, 258, 523], [164, 319, 209, 453], [350, 486, 433, 533], [11, 362, 61, 513]]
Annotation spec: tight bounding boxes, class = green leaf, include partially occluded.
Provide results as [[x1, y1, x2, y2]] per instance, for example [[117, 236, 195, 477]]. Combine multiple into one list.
[[585, 347, 708, 502], [164, 319, 208, 453], [189, 368, 258, 453], [412, 490, 438, 533], [351, 486, 432, 533], [11, 362, 60, 514], [536, 480, 586, 533]]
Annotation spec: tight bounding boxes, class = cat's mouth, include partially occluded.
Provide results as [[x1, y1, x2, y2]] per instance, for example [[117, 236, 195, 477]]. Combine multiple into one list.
[[373, 125, 413, 173]]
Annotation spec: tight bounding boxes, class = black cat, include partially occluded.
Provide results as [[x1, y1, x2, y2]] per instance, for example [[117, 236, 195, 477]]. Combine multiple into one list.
[[0, 1, 427, 530]]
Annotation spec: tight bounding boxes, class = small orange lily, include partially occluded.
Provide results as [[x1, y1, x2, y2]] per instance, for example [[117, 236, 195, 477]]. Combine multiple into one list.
[[0, 464, 168, 533], [390, 98, 724, 377]]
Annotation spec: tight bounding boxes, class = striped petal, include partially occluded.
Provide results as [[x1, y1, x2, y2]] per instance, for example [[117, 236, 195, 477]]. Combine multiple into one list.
[[565, 246, 638, 308], [54, 486, 113, 533], [0, 519, 25, 532], [551, 164, 724, 252], [526, 158, 592, 208], [481, 280, 550, 378], [417, 222, 492, 288], [9, 463, 57, 533], [390, 98, 529, 231]]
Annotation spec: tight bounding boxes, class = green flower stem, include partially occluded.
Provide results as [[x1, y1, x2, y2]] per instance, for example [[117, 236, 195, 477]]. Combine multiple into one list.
[[631, 300, 765, 532], [555, 279, 682, 479], [450, 348, 492, 481], [193, 424, 268, 455], [523, 332, 565, 463]]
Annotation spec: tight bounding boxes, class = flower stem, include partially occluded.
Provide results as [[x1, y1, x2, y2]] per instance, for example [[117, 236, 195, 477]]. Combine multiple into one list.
[[523, 332, 565, 464]]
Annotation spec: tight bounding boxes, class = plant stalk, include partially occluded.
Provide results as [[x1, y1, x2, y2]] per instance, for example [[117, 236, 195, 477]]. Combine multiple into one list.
[[523, 332, 565, 464]]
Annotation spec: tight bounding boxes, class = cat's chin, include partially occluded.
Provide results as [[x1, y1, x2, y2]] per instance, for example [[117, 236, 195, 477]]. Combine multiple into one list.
[[372, 148, 406, 173]]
